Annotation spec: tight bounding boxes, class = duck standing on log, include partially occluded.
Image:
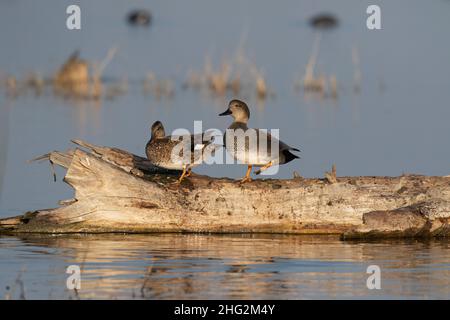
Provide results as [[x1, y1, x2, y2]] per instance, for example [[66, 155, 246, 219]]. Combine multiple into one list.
[[219, 99, 300, 183], [145, 121, 215, 183]]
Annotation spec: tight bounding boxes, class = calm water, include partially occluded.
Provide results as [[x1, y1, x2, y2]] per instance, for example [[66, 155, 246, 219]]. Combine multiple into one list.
[[1, 234, 449, 300], [1, 1, 450, 299]]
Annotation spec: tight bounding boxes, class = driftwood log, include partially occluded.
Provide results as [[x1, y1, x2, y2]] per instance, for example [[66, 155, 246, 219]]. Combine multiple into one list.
[[1, 140, 449, 239]]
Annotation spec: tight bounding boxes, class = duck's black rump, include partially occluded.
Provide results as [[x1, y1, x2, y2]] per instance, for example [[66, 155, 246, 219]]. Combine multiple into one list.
[[283, 149, 300, 164]]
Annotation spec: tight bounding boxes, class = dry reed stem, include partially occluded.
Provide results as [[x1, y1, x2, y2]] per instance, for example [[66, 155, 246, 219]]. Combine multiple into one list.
[[352, 46, 361, 93], [325, 164, 337, 184], [184, 35, 272, 99]]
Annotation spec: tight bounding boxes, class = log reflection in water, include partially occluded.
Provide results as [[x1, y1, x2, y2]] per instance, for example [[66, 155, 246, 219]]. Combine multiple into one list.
[[4, 234, 450, 299]]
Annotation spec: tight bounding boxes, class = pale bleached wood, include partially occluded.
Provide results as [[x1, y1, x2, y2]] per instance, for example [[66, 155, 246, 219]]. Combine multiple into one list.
[[1, 140, 450, 238]]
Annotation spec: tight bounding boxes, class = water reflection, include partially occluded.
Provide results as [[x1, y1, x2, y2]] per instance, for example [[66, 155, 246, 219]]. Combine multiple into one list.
[[1, 234, 449, 299]]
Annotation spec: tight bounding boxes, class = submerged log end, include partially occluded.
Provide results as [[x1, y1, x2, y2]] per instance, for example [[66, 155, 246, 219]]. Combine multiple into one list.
[[341, 200, 450, 240]]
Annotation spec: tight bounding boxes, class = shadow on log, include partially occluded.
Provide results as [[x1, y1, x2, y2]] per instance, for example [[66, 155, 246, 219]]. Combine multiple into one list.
[[1, 140, 449, 239]]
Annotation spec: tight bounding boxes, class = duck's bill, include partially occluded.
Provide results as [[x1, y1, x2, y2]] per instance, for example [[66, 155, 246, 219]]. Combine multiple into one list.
[[219, 109, 232, 116]]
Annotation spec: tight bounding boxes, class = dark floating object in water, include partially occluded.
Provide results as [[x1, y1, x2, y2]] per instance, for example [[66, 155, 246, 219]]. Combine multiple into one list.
[[127, 9, 152, 26], [309, 13, 338, 29]]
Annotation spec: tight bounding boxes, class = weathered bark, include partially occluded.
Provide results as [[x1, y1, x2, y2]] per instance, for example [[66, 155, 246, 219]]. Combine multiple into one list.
[[1, 139, 449, 239]]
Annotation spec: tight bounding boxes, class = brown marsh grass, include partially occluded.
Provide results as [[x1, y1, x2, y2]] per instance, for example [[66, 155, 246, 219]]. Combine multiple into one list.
[[183, 39, 274, 100]]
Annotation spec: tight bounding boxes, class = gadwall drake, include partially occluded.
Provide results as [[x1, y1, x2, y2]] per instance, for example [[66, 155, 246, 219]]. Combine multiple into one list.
[[219, 99, 300, 182]]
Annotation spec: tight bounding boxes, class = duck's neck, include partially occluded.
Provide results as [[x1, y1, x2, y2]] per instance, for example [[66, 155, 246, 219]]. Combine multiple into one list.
[[229, 121, 248, 130], [151, 132, 165, 141]]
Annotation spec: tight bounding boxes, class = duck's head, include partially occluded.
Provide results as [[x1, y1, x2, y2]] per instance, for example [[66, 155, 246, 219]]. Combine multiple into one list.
[[150, 121, 165, 139], [219, 99, 250, 123]]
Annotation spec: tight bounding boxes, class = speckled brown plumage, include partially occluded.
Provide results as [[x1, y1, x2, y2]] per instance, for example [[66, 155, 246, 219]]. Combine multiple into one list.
[[145, 121, 214, 171]]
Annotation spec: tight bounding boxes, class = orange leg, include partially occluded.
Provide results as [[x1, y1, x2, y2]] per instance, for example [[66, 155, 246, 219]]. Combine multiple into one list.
[[240, 165, 253, 183], [255, 161, 273, 175], [177, 165, 188, 184]]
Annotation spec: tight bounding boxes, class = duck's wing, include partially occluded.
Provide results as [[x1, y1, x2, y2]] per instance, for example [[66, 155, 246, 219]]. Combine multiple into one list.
[[256, 129, 301, 153], [190, 133, 211, 152], [190, 129, 225, 150], [157, 133, 216, 152], [280, 140, 301, 152], [146, 137, 180, 164], [262, 131, 301, 164]]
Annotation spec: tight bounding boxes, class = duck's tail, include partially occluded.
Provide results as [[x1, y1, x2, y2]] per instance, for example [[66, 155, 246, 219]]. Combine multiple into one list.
[[283, 150, 300, 164]]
